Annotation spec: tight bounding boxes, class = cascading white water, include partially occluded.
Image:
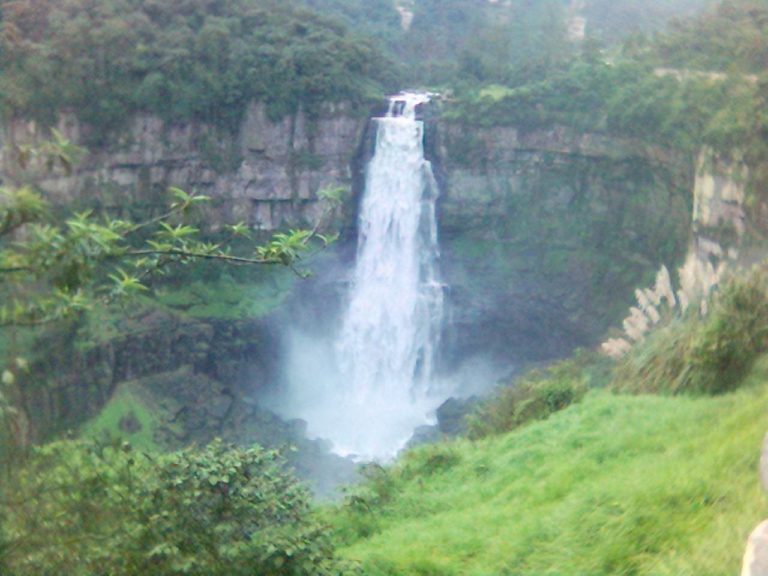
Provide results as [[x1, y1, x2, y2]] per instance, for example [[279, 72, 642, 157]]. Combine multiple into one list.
[[270, 92, 448, 459], [333, 92, 444, 455]]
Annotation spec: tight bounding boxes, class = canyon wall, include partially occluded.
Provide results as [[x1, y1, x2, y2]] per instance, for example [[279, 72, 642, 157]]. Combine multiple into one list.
[[3, 102, 367, 232], [435, 123, 693, 364]]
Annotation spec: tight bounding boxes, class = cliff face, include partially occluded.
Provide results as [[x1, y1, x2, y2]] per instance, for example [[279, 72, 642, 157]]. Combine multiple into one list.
[[13, 307, 280, 443], [602, 148, 751, 357], [435, 123, 693, 364], [4, 102, 367, 232]]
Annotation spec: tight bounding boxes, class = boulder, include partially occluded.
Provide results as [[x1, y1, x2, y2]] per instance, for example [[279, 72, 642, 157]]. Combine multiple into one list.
[[742, 521, 768, 576], [437, 397, 478, 436]]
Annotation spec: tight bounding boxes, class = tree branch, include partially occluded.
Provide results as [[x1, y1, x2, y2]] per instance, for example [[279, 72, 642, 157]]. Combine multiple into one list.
[[0, 267, 31, 274], [127, 249, 278, 265]]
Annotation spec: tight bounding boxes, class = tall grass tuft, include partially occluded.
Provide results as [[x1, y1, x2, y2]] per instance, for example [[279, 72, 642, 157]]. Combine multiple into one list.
[[613, 266, 768, 395], [466, 351, 610, 439]]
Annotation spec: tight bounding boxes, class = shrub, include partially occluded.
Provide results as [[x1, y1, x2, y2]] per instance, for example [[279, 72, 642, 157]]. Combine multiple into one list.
[[1, 439, 354, 576], [613, 267, 768, 395], [400, 444, 462, 479], [466, 357, 591, 439]]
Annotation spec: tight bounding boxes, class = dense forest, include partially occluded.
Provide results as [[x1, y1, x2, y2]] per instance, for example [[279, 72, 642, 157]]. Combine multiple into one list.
[[3, 0, 768, 574], [0, 0, 396, 138]]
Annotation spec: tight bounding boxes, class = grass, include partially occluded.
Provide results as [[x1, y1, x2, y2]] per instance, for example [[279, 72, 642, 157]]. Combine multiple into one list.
[[330, 356, 768, 576], [79, 383, 161, 451]]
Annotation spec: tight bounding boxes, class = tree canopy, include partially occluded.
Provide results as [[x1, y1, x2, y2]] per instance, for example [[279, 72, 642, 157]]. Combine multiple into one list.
[[0, 0, 396, 141]]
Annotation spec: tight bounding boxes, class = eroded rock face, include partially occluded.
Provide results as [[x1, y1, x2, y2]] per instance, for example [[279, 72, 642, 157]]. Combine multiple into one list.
[[743, 521, 768, 576], [435, 124, 692, 364], [19, 310, 279, 442], [3, 103, 367, 232]]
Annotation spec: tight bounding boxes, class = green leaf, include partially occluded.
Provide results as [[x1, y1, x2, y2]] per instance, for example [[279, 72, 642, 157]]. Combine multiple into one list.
[[1, 370, 15, 386]]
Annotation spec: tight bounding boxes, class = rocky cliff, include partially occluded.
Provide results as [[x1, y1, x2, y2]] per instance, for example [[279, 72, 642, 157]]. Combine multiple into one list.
[[3, 102, 367, 232], [602, 147, 751, 357], [435, 123, 693, 365]]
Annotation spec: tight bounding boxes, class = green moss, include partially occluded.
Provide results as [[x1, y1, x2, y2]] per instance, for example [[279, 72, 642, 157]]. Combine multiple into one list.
[[80, 383, 161, 451]]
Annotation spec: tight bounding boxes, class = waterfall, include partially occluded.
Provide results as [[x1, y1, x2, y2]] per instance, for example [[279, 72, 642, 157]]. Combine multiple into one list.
[[334, 92, 444, 454], [271, 92, 447, 459]]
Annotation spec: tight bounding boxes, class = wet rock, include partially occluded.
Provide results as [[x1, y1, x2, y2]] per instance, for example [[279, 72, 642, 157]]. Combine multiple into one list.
[[437, 397, 478, 436]]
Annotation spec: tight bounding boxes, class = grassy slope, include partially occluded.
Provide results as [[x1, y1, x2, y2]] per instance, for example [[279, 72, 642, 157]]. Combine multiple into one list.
[[79, 383, 162, 451], [334, 358, 768, 576]]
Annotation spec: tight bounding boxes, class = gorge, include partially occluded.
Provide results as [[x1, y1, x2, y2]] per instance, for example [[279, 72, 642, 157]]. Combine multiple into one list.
[[5, 1, 768, 573], [5, 92, 695, 472]]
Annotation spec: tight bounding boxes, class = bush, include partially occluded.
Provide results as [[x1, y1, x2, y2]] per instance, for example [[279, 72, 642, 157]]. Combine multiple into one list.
[[613, 267, 768, 395], [1, 439, 354, 576], [466, 357, 591, 439]]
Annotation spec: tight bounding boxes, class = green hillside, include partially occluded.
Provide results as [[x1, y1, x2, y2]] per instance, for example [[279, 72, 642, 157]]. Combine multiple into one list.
[[331, 359, 768, 575]]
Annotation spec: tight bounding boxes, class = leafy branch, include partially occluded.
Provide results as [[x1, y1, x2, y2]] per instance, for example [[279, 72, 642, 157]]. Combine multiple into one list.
[[0, 184, 343, 326]]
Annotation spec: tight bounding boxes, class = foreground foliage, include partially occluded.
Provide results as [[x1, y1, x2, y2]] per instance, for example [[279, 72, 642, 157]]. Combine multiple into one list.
[[329, 362, 768, 575], [1, 440, 355, 575]]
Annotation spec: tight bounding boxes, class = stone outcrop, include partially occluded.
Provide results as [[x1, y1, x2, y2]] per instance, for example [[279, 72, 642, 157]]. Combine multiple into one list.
[[761, 433, 768, 493], [602, 148, 748, 357], [741, 434, 768, 575], [3, 103, 367, 232], [743, 522, 768, 576]]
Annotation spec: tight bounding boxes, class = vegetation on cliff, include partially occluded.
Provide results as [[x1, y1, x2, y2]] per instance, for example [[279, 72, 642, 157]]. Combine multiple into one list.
[[583, 0, 715, 44], [400, 0, 569, 87], [654, 0, 768, 73], [614, 267, 768, 396], [446, 54, 761, 158], [3, 0, 768, 574], [439, 0, 768, 166], [0, 0, 395, 140]]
